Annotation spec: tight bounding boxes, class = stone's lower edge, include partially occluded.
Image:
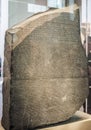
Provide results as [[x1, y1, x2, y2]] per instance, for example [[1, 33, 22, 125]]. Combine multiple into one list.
[[1, 111, 91, 130], [9, 77, 88, 130]]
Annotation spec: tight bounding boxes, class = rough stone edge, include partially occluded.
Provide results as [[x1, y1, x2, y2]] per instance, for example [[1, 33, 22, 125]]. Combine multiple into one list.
[[6, 4, 79, 49], [1, 33, 11, 130]]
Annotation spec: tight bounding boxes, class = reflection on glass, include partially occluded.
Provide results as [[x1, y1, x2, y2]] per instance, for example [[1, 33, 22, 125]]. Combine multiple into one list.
[[9, 0, 48, 27], [9, 0, 79, 27]]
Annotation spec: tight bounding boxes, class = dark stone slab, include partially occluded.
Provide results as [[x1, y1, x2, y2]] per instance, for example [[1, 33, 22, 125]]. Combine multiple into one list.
[[2, 7, 88, 130]]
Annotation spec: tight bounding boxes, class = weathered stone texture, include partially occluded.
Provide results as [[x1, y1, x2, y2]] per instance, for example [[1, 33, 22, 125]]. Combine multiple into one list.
[[2, 7, 88, 130]]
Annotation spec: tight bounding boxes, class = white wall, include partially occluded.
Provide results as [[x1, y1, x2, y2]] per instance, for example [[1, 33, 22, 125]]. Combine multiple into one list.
[[81, 0, 91, 23], [0, 0, 8, 70], [0, 0, 8, 118]]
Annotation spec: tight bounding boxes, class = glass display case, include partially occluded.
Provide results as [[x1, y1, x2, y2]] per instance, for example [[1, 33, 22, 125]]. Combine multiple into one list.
[[0, 0, 91, 119], [0, 0, 91, 130]]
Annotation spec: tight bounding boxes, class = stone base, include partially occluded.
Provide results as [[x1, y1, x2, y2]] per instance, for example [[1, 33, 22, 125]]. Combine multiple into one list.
[[1, 111, 91, 130]]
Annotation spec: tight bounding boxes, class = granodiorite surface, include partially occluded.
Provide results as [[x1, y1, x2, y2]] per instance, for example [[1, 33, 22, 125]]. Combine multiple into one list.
[[2, 6, 88, 130]]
